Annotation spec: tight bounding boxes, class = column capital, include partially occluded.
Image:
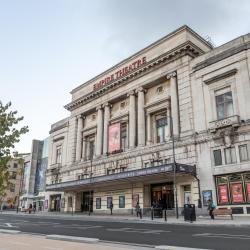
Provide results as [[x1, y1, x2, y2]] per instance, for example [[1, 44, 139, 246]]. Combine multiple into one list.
[[166, 71, 177, 80], [96, 105, 103, 111], [102, 102, 112, 108], [127, 90, 135, 97], [136, 87, 147, 94]]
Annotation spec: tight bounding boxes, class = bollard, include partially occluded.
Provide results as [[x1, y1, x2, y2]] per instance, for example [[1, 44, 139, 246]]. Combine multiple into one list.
[[164, 209, 167, 221], [151, 208, 154, 220], [140, 209, 142, 219]]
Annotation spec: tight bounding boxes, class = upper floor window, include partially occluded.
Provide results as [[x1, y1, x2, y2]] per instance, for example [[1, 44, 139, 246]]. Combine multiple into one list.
[[121, 123, 127, 150], [9, 183, 15, 192], [89, 140, 95, 160], [13, 163, 18, 168], [215, 91, 233, 119], [156, 117, 168, 143], [224, 147, 236, 164], [11, 172, 17, 180], [56, 147, 62, 164], [239, 144, 249, 162], [213, 149, 222, 166]]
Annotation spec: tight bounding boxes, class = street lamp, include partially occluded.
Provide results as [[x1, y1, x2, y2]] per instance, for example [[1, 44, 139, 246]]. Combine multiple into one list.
[[169, 110, 179, 219]]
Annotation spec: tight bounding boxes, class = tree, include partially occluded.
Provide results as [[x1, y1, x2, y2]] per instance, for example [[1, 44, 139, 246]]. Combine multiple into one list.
[[0, 101, 28, 208]]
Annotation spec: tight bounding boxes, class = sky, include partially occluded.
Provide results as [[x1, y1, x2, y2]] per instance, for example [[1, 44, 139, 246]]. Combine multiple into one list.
[[1, 0, 250, 153]]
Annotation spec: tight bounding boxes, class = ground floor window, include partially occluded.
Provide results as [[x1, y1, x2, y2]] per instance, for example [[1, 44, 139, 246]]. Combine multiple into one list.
[[119, 196, 125, 208], [216, 172, 250, 205], [96, 198, 101, 209]]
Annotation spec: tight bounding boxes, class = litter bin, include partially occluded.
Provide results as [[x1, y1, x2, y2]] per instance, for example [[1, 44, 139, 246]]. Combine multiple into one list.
[[183, 204, 196, 222], [153, 208, 162, 218]]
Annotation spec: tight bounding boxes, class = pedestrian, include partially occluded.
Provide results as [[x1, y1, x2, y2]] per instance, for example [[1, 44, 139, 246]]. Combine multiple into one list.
[[110, 201, 113, 215], [207, 199, 215, 220], [29, 204, 32, 214], [135, 202, 141, 218], [33, 203, 36, 213]]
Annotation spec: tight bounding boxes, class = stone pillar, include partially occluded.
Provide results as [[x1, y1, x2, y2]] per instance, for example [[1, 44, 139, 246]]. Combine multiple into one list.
[[137, 87, 146, 146], [128, 91, 136, 149], [81, 135, 86, 161], [167, 72, 179, 137], [96, 106, 103, 157], [103, 103, 111, 155], [76, 115, 83, 161], [146, 113, 152, 145]]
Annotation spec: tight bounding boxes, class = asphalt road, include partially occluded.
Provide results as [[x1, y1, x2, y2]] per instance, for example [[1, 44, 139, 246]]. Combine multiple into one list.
[[0, 214, 250, 250]]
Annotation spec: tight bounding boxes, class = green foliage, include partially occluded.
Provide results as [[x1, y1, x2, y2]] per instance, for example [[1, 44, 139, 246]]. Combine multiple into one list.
[[0, 101, 28, 201]]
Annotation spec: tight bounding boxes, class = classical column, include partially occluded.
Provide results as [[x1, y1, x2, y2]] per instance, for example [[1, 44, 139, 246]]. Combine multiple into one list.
[[167, 72, 179, 137], [76, 115, 83, 161], [96, 106, 103, 157], [103, 103, 111, 155], [137, 87, 146, 146], [81, 135, 86, 161], [128, 91, 136, 149], [166, 98, 171, 139], [146, 113, 152, 145]]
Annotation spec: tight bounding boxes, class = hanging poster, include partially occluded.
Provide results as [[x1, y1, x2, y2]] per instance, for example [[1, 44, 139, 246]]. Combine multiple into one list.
[[202, 190, 212, 206], [247, 183, 250, 202], [231, 183, 244, 203], [218, 184, 229, 204], [108, 123, 121, 153]]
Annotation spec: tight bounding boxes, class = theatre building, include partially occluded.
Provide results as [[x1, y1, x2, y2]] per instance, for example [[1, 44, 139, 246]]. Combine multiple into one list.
[[46, 26, 250, 215]]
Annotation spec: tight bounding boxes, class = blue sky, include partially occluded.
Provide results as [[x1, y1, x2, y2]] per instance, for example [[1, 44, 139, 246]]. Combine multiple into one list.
[[1, 0, 250, 153]]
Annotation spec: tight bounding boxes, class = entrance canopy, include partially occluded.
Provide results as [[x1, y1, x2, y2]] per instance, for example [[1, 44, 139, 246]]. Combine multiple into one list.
[[46, 163, 196, 192]]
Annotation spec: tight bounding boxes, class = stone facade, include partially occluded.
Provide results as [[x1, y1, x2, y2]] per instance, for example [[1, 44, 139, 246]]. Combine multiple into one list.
[[46, 25, 250, 215]]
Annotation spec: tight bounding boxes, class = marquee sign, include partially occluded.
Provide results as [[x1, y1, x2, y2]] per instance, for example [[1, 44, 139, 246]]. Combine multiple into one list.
[[93, 56, 147, 90]]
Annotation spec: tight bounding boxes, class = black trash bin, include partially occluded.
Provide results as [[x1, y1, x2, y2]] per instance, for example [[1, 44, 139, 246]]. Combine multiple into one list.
[[153, 208, 163, 218], [183, 204, 191, 221], [190, 204, 196, 222]]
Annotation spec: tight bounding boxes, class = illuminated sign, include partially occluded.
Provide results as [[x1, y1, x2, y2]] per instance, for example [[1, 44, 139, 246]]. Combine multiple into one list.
[[93, 56, 147, 90]]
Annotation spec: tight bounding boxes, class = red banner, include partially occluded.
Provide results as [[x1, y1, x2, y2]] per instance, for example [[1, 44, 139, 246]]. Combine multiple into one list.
[[231, 183, 244, 203], [108, 123, 121, 153], [218, 185, 229, 204], [247, 183, 250, 202]]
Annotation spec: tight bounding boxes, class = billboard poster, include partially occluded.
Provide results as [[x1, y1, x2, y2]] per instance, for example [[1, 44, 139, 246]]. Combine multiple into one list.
[[231, 183, 244, 203], [218, 184, 229, 204], [202, 190, 212, 206], [108, 123, 121, 153], [132, 194, 139, 208], [247, 183, 250, 202]]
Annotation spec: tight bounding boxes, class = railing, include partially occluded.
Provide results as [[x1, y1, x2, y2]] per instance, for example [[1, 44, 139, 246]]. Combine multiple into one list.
[[209, 115, 240, 132]]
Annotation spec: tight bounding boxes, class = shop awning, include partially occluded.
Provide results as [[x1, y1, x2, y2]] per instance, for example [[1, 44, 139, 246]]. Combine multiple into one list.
[[46, 163, 196, 192]]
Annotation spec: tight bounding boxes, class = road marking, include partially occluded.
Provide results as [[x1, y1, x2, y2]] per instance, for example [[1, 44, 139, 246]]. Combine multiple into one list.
[[53, 224, 103, 230], [0, 223, 18, 228], [193, 233, 250, 240], [107, 227, 170, 234]]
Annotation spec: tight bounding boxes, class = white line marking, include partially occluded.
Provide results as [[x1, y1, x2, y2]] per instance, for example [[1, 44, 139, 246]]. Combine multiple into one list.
[[193, 233, 250, 240]]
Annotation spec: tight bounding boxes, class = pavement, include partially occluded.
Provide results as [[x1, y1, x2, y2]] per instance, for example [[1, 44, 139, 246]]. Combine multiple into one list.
[[1, 210, 250, 227]]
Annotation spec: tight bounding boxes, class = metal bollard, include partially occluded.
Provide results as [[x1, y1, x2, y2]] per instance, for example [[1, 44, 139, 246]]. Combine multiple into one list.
[[151, 208, 154, 220], [140, 209, 142, 219], [164, 209, 167, 221]]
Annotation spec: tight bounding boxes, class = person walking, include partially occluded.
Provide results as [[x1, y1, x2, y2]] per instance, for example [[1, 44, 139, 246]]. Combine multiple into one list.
[[110, 201, 113, 215], [207, 199, 215, 220], [28, 204, 32, 214]]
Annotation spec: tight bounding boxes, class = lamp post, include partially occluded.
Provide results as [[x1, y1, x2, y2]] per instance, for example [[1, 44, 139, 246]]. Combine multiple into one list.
[[169, 109, 179, 219], [88, 157, 93, 216]]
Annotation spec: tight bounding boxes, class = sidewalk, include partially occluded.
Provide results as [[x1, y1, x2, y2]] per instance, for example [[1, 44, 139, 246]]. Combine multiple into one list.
[[1, 210, 250, 227]]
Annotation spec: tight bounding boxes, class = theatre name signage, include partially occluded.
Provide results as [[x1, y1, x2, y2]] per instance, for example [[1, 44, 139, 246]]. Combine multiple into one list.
[[93, 56, 147, 90]]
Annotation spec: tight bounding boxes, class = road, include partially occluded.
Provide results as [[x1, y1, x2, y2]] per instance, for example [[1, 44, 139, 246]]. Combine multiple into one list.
[[0, 214, 250, 250]]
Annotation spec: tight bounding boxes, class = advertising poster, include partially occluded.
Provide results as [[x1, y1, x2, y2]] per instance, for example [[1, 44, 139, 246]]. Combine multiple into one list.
[[202, 190, 212, 206], [246, 183, 250, 202], [132, 194, 139, 208], [218, 184, 229, 204], [108, 123, 121, 153], [231, 183, 244, 203]]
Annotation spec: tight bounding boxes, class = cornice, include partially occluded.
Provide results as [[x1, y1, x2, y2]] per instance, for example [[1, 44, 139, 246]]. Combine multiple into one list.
[[65, 41, 203, 112]]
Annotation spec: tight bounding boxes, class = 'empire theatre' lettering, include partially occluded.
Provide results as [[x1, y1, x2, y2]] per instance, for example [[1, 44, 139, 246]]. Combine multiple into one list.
[[93, 56, 146, 90]]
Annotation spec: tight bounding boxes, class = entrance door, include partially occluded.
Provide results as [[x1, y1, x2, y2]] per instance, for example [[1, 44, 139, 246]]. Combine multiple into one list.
[[81, 191, 93, 212], [151, 183, 174, 210]]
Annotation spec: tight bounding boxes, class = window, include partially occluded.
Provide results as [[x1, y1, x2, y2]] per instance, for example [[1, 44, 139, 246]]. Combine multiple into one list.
[[144, 162, 150, 168], [89, 140, 95, 160], [9, 183, 15, 192], [224, 147, 236, 164], [156, 117, 168, 143], [11, 172, 17, 180], [239, 144, 249, 162], [119, 196, 125, 208], [13, 163, 18, 168], [96, 198, 101, 209], [121, 123, 127, 150], [56, 147, 62, 164], [213, 149, 222, 166], [216, 91, 233, 119]]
